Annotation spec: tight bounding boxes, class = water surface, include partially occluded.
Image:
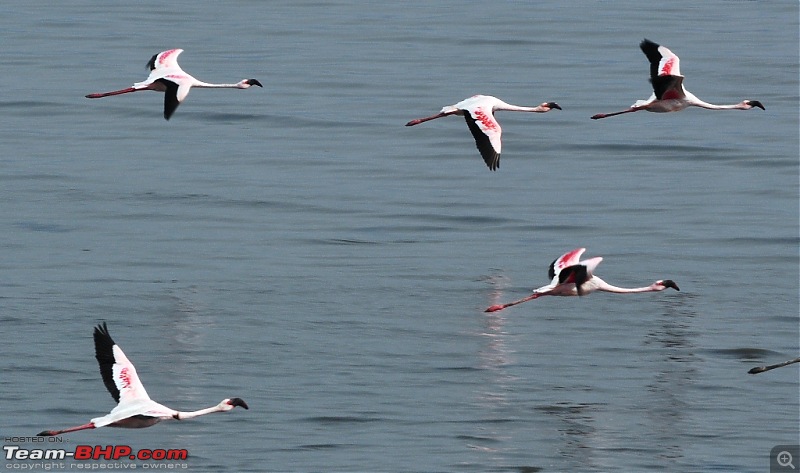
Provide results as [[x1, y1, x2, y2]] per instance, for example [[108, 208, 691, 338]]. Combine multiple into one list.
[[1, 2, 798, 472]]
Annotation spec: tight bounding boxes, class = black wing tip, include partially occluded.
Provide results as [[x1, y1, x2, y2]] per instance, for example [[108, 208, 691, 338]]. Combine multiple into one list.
[[640, 39, 663, 77], [486, 154, 500, 171], [640, 38, 658, 49], [94, 321, 112, 340], [93, 321, 121, 403], [548, 258, 557, 281], [93, 321, 116, 359], [158, 79, 180, 120], [462, 112, 500, 171], [146, 53, 158, 71]]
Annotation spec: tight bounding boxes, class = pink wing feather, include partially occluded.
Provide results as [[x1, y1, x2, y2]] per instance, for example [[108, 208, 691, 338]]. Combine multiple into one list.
[[111, 345, 152, 403], [656, 45, 682, 77], [548, 248, 586, 280]]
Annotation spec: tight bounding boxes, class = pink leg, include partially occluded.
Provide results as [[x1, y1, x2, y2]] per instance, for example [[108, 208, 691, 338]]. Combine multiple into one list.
[[38, 422, 95, 436], [590, 107, 643, 120], [405, 112, 450, 126], [85, 87, 138, 99], [484, 293, 541, 312]]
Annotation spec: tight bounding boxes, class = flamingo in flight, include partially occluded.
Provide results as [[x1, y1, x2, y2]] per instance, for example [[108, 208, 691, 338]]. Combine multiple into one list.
[[405, 95, 561, 170], [37, 322, 248, 436], [748, 357, 800, 374], [485, 248, 679, 312], [590, 39, 764, 119], [85, 49, 262, 120]]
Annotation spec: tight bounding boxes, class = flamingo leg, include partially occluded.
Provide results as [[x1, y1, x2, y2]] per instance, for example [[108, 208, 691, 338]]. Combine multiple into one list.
[[484, 293, 541, 313], [85, 87, 138, 99], [590, 107, 644, 120], [405, 112, 450, 126], [38, 422, 96, 437]]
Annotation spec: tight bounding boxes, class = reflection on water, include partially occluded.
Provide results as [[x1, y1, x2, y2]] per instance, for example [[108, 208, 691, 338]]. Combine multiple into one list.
[[477, 272, 518, 405], [643, 297, 699, 462], [537, 402, 602, 471]]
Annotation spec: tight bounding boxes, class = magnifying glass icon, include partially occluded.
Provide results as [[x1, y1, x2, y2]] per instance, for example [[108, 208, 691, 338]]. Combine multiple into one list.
[[778, 451, 795, 469]]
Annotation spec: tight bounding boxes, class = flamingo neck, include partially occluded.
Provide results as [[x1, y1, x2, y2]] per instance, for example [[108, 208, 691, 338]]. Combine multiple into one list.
[[593, 277, 660, 294], [192, 80, 245, 89], [691, 102, 745, 110], [685, 94, 748, 110], [173, 404, 226, 421], [498, 104, 550, 113]]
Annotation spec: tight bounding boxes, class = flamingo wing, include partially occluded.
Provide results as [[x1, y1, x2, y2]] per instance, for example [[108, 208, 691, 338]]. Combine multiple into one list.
[[94, 323, 151, 405], [557, 264, 589, 293], [650, 74, 685, 101], [580, 256, 603, 276], [146, 49, 184, 72], [153, 79, 182, 120], [640, 39, 685, 100], [640, 39, 682, 79], [556, 256, 603, 295], [136, 49, 187, 93], [462, 105, 502, 170], [548, 248, 586, 280]]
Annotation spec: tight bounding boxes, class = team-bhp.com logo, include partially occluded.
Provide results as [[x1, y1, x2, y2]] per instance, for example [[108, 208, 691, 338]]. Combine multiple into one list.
[[5, 444, 188, 461]]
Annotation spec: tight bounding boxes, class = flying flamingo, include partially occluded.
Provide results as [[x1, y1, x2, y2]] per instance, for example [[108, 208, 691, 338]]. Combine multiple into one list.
[[748, 357, 800, 374], [405, 95, 561, 170], [37, 322, 248, 436], [85, 49, 263, 120], [590, 39, 764, 119], [485, 248, 679, 312]]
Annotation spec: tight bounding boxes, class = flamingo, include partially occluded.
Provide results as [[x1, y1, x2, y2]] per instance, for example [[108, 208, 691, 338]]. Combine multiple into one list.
[[37, 322, 248, 436], [485, 248, 679, 312], [405, 95, 561, 170], [590, 39, 764, 119], [85, 49, 262, 120], [748, 357, 800, 374]]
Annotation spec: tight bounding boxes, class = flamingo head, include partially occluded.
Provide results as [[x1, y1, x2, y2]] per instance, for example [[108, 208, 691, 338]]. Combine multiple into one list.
[[542, 102, 562, 111], [656, 279, 680, 291], [239, 79, 263, 88], [744, 100, 764, 110], [221, 397, 250, 411]]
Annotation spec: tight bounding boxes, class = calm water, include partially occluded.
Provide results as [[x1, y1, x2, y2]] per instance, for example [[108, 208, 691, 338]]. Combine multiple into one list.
[[1, 2, 798, 472]]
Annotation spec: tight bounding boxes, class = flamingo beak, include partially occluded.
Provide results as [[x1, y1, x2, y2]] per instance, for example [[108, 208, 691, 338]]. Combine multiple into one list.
[[228, 398, 249, 409], [246, 79, 263, 88], [661, 280, 680, 291], [546, 102, 562, 110], [746, 100, 764, 110]]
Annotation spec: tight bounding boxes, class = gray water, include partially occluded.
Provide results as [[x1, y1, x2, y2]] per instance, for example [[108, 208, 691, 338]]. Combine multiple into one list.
[[1, 2, 798, 472]]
